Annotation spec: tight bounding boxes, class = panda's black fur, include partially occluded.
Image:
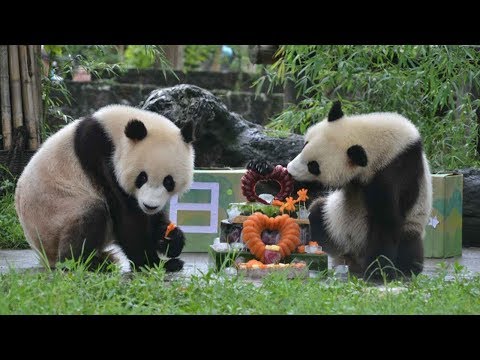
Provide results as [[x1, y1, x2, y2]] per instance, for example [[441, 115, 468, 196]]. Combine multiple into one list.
[[287, 102, 431, 279], [15, 105, 195, 273], [73, 117, 184, 272], [308, 139, 426, 278]]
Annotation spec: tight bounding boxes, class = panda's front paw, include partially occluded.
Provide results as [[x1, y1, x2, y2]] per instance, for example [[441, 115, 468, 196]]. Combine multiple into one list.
[[159, 227, 185, 258], [246, 159, 274, 176], [164, 258, 184, 272]]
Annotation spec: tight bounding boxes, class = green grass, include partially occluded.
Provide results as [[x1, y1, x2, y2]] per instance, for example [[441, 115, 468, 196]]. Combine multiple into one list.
[[1, 179, 479, 315], [0, 263, 479, 314], [0, 188, 29, 250]]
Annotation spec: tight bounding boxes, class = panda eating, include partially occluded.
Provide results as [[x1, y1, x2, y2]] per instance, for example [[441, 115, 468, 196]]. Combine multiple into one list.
[[15, 105, 195, 273], [287, 101, 432, 278]]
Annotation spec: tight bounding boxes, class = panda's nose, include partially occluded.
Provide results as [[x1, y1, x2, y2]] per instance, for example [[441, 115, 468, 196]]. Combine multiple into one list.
[[143, 203, 159, 211]]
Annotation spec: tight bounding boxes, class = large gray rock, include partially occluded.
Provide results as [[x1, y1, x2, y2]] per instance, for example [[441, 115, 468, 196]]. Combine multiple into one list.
[[141, 84, 303, 168], [457, 168, 480, 247]]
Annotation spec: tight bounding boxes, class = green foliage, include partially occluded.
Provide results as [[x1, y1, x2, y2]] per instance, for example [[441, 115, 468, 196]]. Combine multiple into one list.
[[0, 263, 479, 314], [228, 45, 256, 73], [0, 172, 28, 249], [255, 45, 480, 171], [42, 45, 126, 138], [123, 45, 157, 69], [44, 45, 125, 80], [184, 45, 218, 72], [124, 46, 174, 73], [42, 45, 174, 138], [184, 45, 254, 73], [57, 45, 122, 65]]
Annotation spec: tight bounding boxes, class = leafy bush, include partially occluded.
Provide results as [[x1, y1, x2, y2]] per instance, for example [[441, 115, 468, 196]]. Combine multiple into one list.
[[0, 191, 28, 249], [123, 45, 157, 68], [184, 45, 255, 73], [184, 45, 218, 72], [42, 45, 173, 138], [255, 45, 480, 171], [0, 170, 28, 249], [42, 45, 127, 137]]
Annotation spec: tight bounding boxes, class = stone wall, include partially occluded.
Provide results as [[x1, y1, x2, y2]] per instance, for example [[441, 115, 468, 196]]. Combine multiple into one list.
[[100, 69, 284, 92], [51, 70, 284, 127]]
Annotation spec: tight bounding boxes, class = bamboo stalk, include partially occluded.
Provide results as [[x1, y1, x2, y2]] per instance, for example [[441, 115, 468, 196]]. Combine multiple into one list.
[[34, 45, 43, 140], [28, 45, 41, 145], [19, 45, 38, 150], [0, 45, 12, 150], [8, 45, 23, 129]]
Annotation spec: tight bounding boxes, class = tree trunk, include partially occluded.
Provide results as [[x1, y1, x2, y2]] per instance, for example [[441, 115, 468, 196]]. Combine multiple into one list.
[[248, 45, 280, 65], [19, 45, 39, 150], [161, 45, 184, 70], [116, 45, 126, 60], [8, 45, 23, 129], [210, 47, 222, 72], [35, 45, 44, 125], [0, 46, 13, 150]]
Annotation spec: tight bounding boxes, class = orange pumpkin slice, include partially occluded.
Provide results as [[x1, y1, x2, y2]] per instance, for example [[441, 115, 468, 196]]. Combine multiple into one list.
[[242, 212, 300, 262]]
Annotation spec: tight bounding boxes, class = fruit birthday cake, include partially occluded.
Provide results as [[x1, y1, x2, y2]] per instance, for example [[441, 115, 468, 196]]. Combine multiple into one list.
[[212, 163, 328, 276]]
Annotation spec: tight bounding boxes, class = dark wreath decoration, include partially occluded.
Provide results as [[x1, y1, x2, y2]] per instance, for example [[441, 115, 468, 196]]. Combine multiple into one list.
[[241, 164, 294, 204]]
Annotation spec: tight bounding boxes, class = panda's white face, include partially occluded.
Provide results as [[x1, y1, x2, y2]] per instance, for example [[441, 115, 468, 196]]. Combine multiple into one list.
[[128, 139, 193, 215], [287, 119, 364, 188], [287, 103, 421, 188], [95, 105, 195, 216]]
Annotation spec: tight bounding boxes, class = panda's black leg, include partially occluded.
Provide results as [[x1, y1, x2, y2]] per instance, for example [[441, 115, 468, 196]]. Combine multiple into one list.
[[363, 181, 403, 280], [57, 205, 110, 271], [396, 231, 424, 276], [363, 224, 400, 280], [308, 197, 342, 256]]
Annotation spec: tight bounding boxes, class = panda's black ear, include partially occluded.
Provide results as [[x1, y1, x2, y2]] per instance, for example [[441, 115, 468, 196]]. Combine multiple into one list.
[[125, 119, 147, 141], [328, 101, 344, 122], [180, 121, 196, 144], [347, 145, 368, 167]]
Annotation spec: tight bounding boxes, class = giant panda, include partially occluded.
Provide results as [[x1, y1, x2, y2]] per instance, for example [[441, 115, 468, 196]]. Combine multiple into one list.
[[15, 105, 195, 273], [287, 101, 432, 278]]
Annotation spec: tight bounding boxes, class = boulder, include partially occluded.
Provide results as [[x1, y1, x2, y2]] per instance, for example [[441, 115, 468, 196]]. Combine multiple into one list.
[[141, 84, 303, 168]]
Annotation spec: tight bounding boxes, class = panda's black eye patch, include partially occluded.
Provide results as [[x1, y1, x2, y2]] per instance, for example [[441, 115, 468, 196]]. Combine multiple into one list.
[[135, 171, 148, 188], [163, 175, 175, 192], [307, 161, 320, 176]]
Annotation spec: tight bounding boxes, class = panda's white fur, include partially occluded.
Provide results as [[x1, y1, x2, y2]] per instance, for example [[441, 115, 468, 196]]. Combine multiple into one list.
[[96, 105, 194, 214], [15, 105, 194, 272], [287, 103, 432, 277], [16, 120, 97, 267], [288, 112, 422, 186]]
